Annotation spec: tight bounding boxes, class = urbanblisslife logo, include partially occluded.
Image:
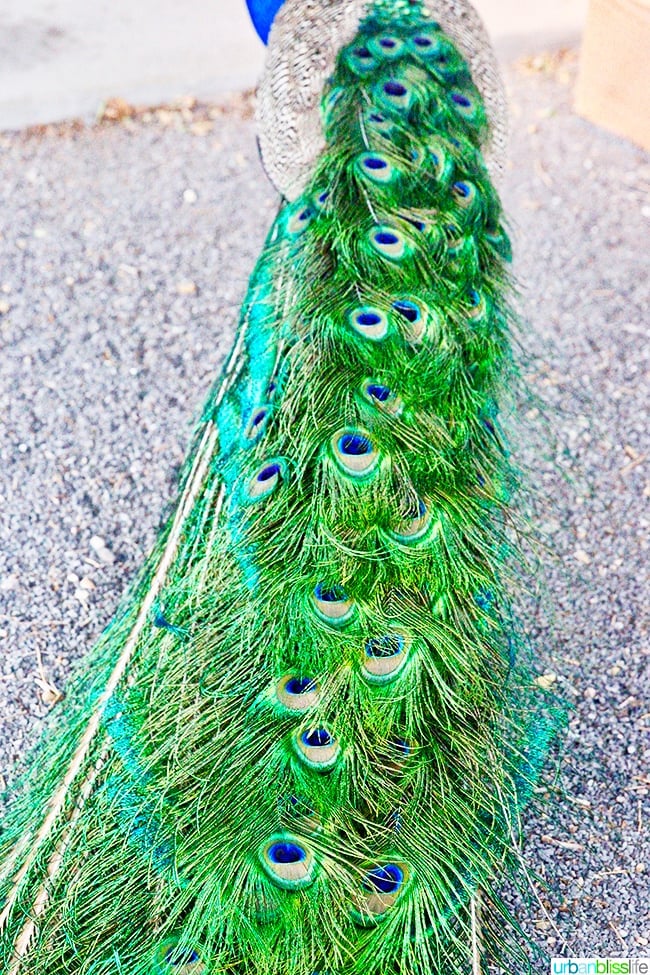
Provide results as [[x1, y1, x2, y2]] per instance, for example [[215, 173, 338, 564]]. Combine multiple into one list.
[[551, 960, 650, 975]]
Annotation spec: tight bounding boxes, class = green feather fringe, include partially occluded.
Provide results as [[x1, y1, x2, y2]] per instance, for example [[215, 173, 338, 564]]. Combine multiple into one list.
[[0, 5, 563, 974]]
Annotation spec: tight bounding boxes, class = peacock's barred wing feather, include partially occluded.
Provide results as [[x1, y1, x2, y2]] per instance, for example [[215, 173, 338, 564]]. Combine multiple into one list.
[[0, 2, 561, 974]]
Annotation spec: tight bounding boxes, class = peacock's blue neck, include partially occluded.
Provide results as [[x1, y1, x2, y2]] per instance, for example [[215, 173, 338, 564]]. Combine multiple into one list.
[[245, 0, 286, 43]]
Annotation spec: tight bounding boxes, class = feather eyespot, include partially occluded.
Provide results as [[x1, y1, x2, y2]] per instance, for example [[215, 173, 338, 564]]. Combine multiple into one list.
[[407, 28, 442, 58], [351, 861, 411, 924], [259, 835, 316, 889], [388, 497, 440, 546], [293, 726, 340, 770], [452, 179, 478, 209], [154, 938, 204, 973], [348, 305, 389, 341], [474, 587, 495, 612], [367, 383, 390, 402], [356, 152, 398, 185], [313, 188, 330, 210], [244, 406, 270, 441], [362, 631, 410, 683], [312, 583, 356, 626], [331, 429, 380, 478], [166, 950, 201, 966], [369, 226, 408, 261], [364, 863, 404, 894], [450, 90, 481, 124], [363, 108, 395, 137], [246, 459, 286, 501], [345, 46, 377, 75], [399, 212, 429, 233], [444, 221, 465, 258], [427, 137, 454, 184], [383, 736, 416, 773], [276, 675, 320, 711], [485, 225, 512, 261], [368, 35, 405, 59], [467, 288, 487, 320], [391, 737, 411, 756], [384, 80, 407, 97], [391, 299, 427, 343], [376, 77, 413, 113], [452, 92, 471, 107], [287, 205, 314, 236], [362, 380, 404, 417]]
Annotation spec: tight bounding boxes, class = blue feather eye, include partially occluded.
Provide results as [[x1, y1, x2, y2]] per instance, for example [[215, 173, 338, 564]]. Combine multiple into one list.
[[412, 34, 433, 47], [452, 179, 478, 210], [369, 226, 408, 261], [384, 81, 407, 97], [366, 383, 391, 402], [356, 152, 399, 185], [331, 428, 380, 478], [345, 45, 377, 75], [375, 77, 414, 113], [293, 726, 340, 770], [244, 406, 270, 441], [364, 863, 404, 894], [269, 842, 305, 863], [367, 35, 406, 59], [407, 29, 443, 59], [399, 211, 429, 234], [348, 305, 389, 341], [154, 938, 204, 973], [287, 204, 315, 236], [451, 92, 471, 108], [391, 299, 427, 343], [246, 459, 286, 501], [363, 108, 395, 138], [467, 288, 487, 321], [365, 634, 405, 657], [312, 582, 356, 626], [351, 861, 411, 924], [259, 835, 316, 889], [362, 631, 409, 683], [361, 380, 404, 417], [166, 950, 201, 966], [474, 587, 495, 612], [450, 89, 480, 124], [276, 675, 320, 711], [313, 188, 330, 210]]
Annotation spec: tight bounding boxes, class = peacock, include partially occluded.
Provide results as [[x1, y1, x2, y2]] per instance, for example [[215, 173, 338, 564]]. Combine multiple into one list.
[[0, 0, 561, 972]]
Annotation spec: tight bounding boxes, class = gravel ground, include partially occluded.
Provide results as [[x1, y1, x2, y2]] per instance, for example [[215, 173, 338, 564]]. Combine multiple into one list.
[[0, 54, 648, 962]]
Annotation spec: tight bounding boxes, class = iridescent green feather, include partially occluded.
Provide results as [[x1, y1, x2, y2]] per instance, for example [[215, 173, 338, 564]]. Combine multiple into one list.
[[0, 7, 561, 975]]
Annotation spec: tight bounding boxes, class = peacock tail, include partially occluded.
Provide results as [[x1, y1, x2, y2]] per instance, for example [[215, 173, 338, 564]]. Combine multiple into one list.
[[0, 2, 561, 973]]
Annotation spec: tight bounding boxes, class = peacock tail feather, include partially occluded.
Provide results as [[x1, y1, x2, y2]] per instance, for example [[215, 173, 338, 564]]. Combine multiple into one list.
[[0, 2, 562, 973]]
